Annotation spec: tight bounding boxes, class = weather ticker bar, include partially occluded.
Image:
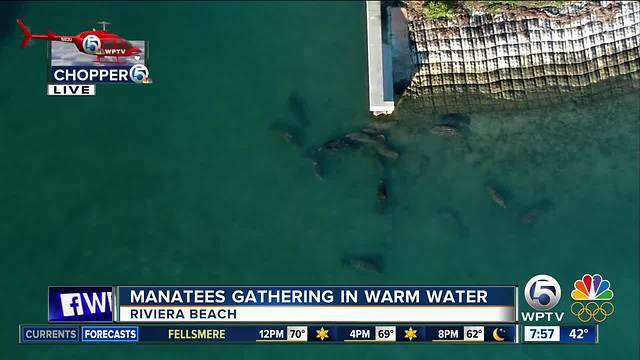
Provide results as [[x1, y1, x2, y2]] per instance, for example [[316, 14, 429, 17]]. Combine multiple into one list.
[[20, 324, 519, 344], [27, 282, 607, 345]]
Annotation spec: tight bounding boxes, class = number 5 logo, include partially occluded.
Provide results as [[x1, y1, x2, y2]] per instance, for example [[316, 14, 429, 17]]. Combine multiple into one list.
[[524, 274, 561, 311]]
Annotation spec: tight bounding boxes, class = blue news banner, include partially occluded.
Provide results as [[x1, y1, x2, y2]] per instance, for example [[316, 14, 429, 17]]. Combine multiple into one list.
[[116, 286, 518, 323], [19, 285, 597, 344], [46, 286, 517, 323], [116, 286, 516, 306]]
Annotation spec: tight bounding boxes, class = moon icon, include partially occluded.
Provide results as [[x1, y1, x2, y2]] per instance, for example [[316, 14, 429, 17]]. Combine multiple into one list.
[[492, 328, 505, 342]]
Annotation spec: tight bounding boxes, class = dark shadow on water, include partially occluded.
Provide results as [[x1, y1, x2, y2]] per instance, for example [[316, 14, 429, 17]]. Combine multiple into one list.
[[438, 113, 471, 127], [288, 92, 309, 128], [518, 198, 556, 225], [268, 119, 306, 148], [436, 207, 470, 239], [0, 2, 23, 43], [341, 254, 384, 275], [484, 179, 513, 204], [376, 176, 388, 214]]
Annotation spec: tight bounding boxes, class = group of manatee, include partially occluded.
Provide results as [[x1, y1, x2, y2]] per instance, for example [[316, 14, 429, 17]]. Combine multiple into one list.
[[483, 181, 556, 225], [269, 94, 555, 275], [269, 93, 398, 217], [314, 128, 398, 213], [428, 115, 556, 228]]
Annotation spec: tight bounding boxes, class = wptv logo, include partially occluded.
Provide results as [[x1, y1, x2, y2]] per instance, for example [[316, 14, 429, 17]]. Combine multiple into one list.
[[49, 287, 113, 322], [521, 274, 565, 322]]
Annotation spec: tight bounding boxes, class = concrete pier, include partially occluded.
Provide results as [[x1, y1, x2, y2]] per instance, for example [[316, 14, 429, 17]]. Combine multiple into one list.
[[366, 1, 395, 115]]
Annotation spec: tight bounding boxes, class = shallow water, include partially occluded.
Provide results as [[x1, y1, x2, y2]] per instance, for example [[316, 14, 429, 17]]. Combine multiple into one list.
[[1, 1, 638, 359]]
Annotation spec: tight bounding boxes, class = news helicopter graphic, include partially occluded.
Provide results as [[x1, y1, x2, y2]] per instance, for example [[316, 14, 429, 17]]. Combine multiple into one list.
[[17, 18, 151, 94], [17, 19, 143, 64]]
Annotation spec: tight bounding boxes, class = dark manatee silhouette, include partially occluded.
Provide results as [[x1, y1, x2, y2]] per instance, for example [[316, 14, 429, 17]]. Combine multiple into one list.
[[431, 113, 471, 137], [303, 147, 327, 181], [377, 178, 388, 212], [341, 254, 384, 275], [484, 179, 511, 208], [0, 2, 23, 42], [519, 199, 556, 225], [430, 124, 464, 137], [311, 129, 399, 184], [305, 136, 359, 181], [439, 113, 471, 127], [315, 129, 399, 160], [344, 129, 400, 160], [375, 153, 393, 213], [319, 136, 360, 152], [288, 92, 309, 128], [310, 156, 326, 181], [435, 207, 470, 238], [268, 119, 305, 148], [431, 114, 473, 152]]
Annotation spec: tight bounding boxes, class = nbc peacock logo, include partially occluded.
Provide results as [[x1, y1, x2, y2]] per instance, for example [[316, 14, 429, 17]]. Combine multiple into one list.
[[570, 274, 614, 323]]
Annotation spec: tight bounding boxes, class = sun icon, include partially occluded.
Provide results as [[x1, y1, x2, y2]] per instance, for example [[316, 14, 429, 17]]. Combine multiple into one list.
[[404, 327, 417, 341], [316, 327, 329, 341]]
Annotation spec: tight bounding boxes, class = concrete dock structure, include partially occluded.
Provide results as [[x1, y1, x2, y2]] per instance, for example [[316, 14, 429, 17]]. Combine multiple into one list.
[[366, 1, 395, 115], [403, 0, 640, 113]]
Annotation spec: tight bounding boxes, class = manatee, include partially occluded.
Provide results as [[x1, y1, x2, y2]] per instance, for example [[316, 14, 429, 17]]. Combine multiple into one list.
[[372, 142, 400, 160], [279, 131, 301, 146], [519, 199, 555, 225], [430, 124, 463, 137], [439, 113, 471, 127], [519, 210, 538, 225], [345, 131, 399, 160], [486, 184, 507, 208], [377, 179, 388, 211], [345, 131, 379, 145], [435, 207, 469, 238], [320, 137, 360, 152], [311, 157, 325, 181], [361, 128, 385, 137], [288, 93, 309, 128], [342, 255, 383, 275], [268, 121, 305, 147]]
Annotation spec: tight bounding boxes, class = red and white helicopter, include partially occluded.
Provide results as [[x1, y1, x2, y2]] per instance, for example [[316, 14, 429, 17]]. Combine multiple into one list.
[[17, 19, 142, 63]]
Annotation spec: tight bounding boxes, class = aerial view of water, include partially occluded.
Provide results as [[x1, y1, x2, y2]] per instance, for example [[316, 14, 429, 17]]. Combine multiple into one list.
[[1, 1, 638, 359]]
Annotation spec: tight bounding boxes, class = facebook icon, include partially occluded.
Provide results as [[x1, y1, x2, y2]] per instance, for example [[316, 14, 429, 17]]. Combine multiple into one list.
[[49, 286, 113, 322], [60, 293, 84, 317]]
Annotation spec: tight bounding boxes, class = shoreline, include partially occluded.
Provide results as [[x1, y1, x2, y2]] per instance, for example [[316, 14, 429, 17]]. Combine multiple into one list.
[[377, 0, 640, 114]]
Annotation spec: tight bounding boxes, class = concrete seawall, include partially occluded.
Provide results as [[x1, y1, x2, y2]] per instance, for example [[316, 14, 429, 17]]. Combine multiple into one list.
[[390, 1, 640, 113]]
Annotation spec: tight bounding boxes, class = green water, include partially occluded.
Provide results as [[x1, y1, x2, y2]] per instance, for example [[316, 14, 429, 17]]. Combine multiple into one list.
[[1, 1, 638, 359]]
